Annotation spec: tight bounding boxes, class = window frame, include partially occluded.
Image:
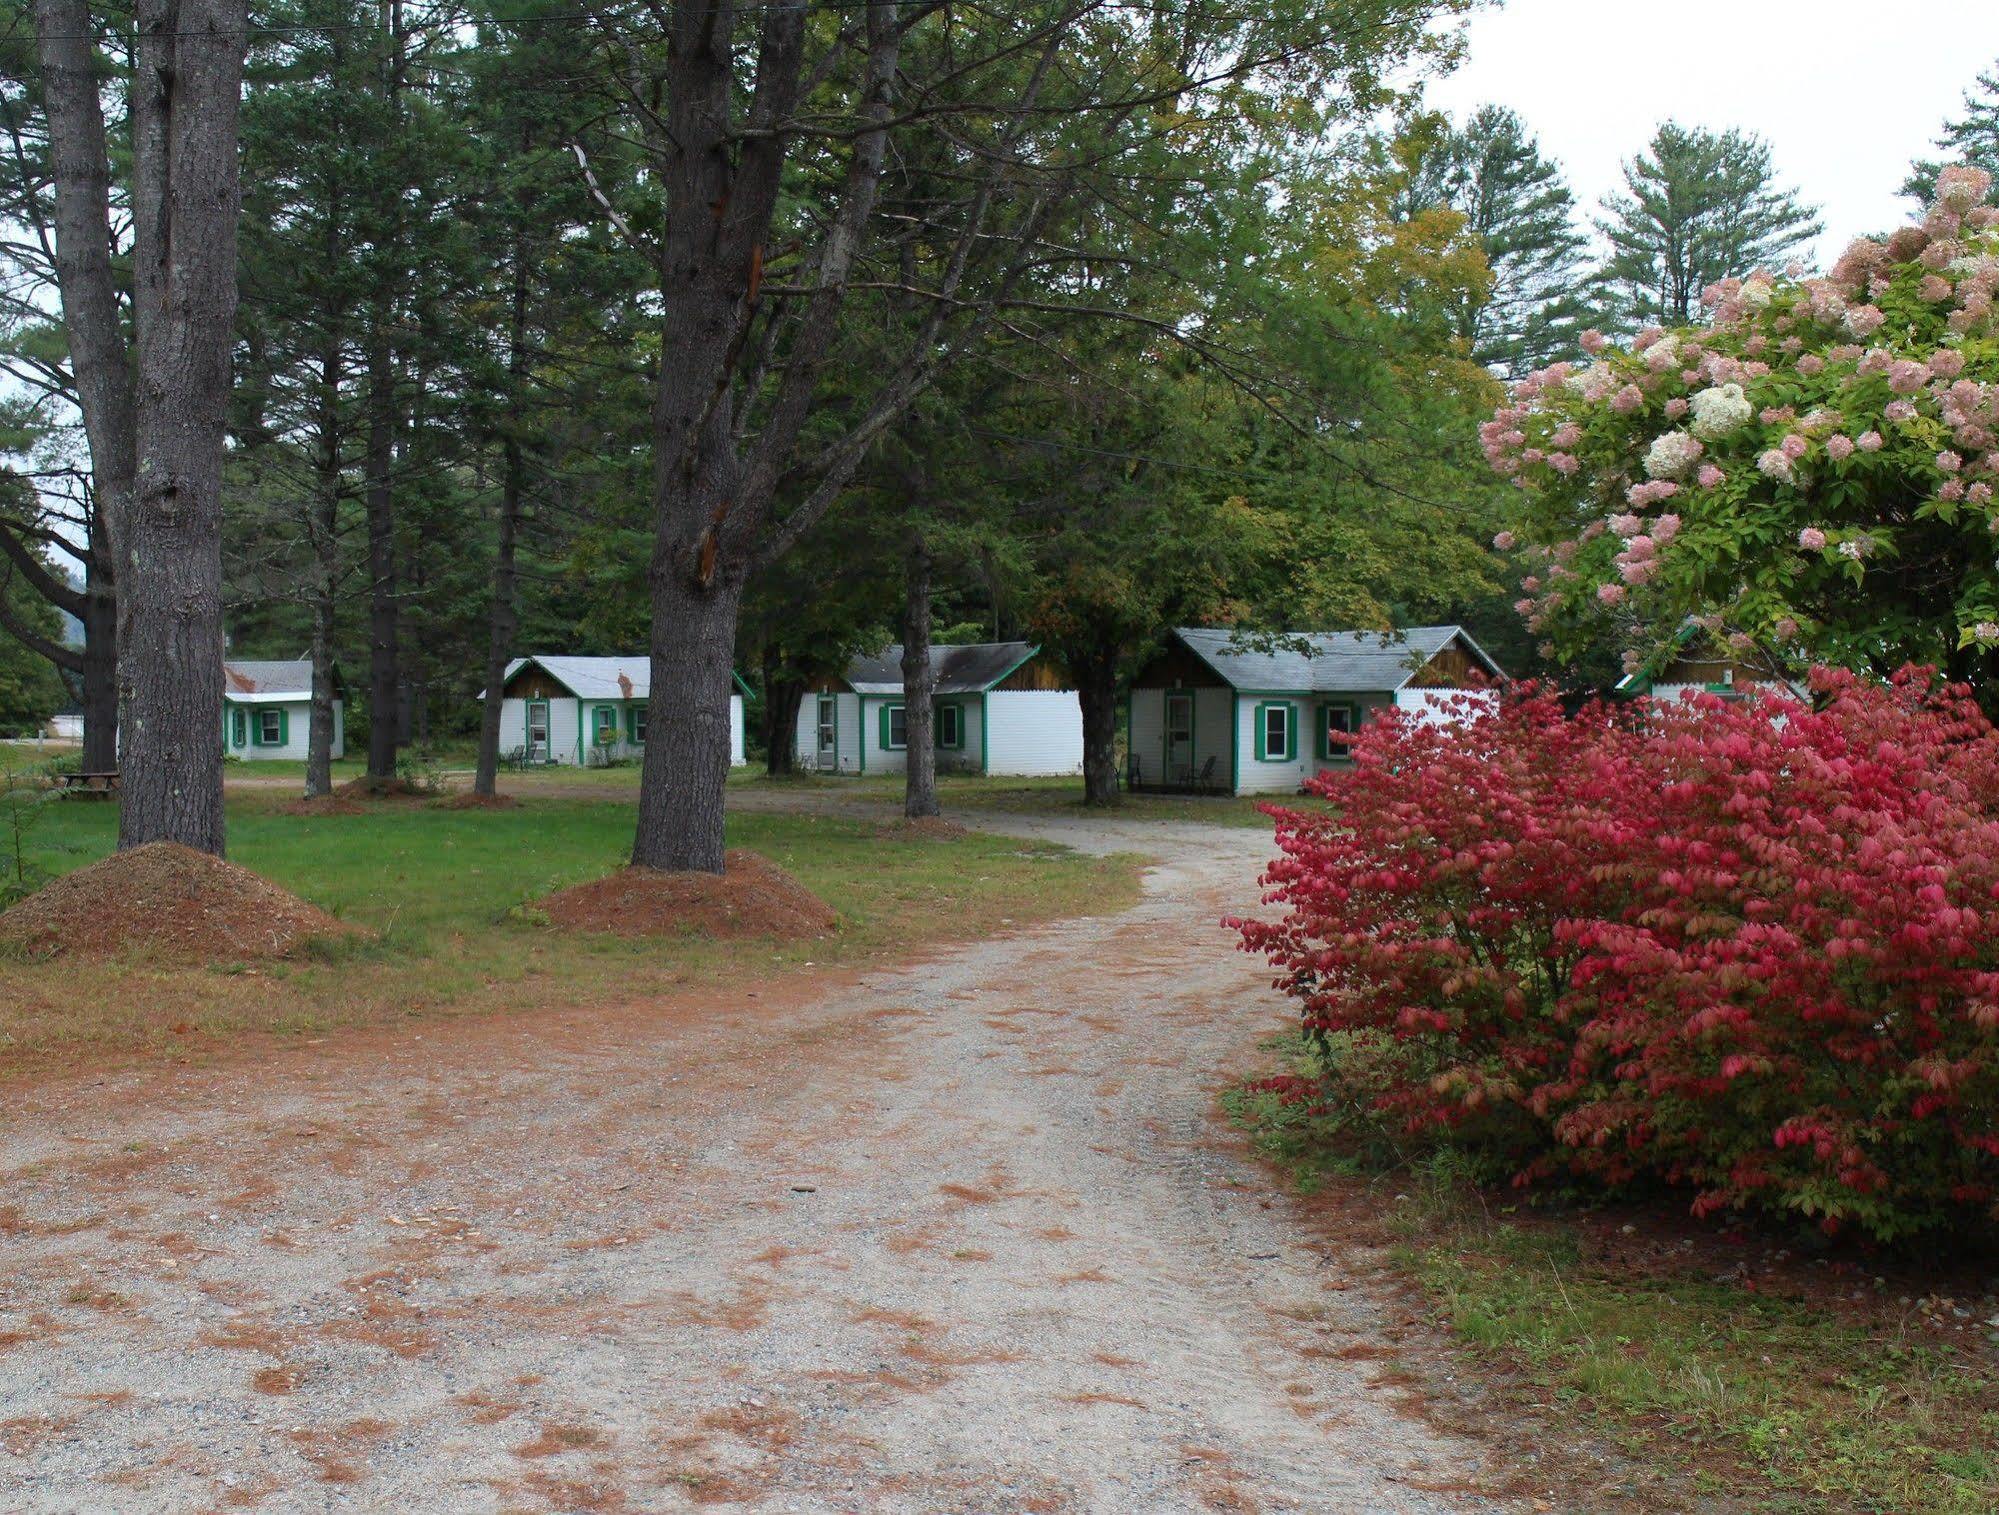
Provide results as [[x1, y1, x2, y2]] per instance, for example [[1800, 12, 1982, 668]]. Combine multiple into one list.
[[230, 707, 247, 747], [593, 704, 619, 745], [627, 703, 647, 745], [882, 702, 908, 751], [1319, 701, 1359, 760], [1253, 700, 1295, 763], [937, 702, 963, 749], [256, 707, 283, 746]]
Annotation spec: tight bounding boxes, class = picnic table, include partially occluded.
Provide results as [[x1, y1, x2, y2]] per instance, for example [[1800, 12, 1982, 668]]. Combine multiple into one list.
[[57, 770, 121, 796]]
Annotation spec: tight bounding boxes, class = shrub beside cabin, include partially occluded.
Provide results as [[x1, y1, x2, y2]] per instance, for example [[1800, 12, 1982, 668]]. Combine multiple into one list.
[[488, 656, 748, 767], [795, 642, 1084, 776], [223, 660, 341, 761], [1127, 626, 1504, 795]]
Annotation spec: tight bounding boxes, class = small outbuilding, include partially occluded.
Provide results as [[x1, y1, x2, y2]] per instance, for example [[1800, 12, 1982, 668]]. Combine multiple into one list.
[[1614, 627, 1804, 704], [1126, 625, 1504, 795], [793, 641, 1083, 776], [224, 660, 341, 761], [488, 655, 748, 767]]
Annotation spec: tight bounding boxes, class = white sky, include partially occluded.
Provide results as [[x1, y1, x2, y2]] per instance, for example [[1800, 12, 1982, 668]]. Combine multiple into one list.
[[1421, 0, 1999, 267]]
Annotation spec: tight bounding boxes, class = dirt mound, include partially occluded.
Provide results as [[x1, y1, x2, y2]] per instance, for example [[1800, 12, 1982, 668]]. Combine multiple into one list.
[[0, 841, 356, 961], [434, 792, 518, 811], [537, 849, 836, 941], [875, 816, 970, 841], [277, 794, 369, 817], [333, 775, 435, 801]]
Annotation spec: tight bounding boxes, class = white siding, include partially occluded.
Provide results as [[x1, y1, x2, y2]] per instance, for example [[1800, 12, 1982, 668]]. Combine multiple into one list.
[[859, 695, 906, 775], [794, 691, 864, 773], [983, 690, 1083, 775], [1235, 695, 1314, 795], [225, 699, 342, 762], [731, 694, 746, 765]]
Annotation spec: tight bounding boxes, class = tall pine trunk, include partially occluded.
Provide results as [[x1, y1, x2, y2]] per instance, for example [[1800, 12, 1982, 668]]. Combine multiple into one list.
[[901, 542, 938, 819], [362, 335, 400, 781], [118, 0, 244, 855], [78, 552, 117, 773], [1077, 644, 1121, 808], [35, 0, 133, 780], [474, 244, 530, 800], [632, 572, 742, 873], [763, 670, 803, 777]]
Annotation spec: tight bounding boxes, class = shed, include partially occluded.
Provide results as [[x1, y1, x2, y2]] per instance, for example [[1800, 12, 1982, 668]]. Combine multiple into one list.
[[487, 655, 748, 767], [223, 660, 342, 762]]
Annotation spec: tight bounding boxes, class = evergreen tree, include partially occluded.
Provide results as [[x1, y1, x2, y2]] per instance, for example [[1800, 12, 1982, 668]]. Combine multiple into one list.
[[1398, 106, 1589, 376], [1595, 122, 1821, 329], [1904, 61, 1999, 206]]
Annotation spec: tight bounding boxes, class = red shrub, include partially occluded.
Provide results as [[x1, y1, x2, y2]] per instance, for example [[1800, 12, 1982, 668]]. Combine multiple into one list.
[[1232, 671, 1999, 1242]]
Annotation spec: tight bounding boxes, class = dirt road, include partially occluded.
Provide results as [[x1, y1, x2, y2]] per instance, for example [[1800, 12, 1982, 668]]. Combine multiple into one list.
[[1, 816, 1513, 1512]]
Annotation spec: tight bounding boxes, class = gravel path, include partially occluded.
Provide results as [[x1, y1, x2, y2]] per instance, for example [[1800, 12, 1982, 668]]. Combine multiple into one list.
[[1, 815, 1515, 1512]]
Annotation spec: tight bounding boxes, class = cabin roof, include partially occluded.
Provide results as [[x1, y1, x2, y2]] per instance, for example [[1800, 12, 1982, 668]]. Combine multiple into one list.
[[222, 659, 317, 702], [491, 655, 753, 701], [1170, 625, 1503, 693], [843, 641, 1041, 696]]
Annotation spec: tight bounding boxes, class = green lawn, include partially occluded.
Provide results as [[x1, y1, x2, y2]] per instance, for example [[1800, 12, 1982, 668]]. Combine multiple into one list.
[[1227, 1034, 1999, 1515], [0, 788, 1144, 1080]]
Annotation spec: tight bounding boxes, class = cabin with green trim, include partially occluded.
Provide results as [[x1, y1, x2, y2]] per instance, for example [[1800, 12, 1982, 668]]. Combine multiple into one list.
[[1126, 626, 1504, 796], [793, 641, 1083, 776], [223, 660, 341, 761], [486, 655, 748, 767]]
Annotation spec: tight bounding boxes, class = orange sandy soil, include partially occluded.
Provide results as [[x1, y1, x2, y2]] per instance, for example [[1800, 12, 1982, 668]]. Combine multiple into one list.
[[0, 827, 1625, 1513]]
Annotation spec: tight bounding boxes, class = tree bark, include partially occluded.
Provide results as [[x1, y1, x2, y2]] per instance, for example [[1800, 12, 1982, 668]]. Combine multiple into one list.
[[362, 0, 404, 782], [632, 572, 742, 872], [34, 0, 134, 778], [761, 643, 801, 777], [304, 331, 344, 800], [119, 0, 245, 854], [1076, 643, 1122, 808], [473, 240, 531, 800], [900, 540, 938, 820]]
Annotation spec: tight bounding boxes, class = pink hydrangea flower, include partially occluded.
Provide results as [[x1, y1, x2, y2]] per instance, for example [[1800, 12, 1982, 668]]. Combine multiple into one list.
[[1548, 452, 1579, 475], [1773, 617, 1800, 642], [1798, 527, 1828, 551], [1939, 450, 1963, 473], [1697, 464, 1725, 488], [1492, 531, 1517, 551], [1579, 329, 1608, 355], [1886, 400, 1918, 424], [1857, 430, 1885, 452], [1609, 512, 1644, 537], [1551, 422, 1582, 449], [1888, 360, 1929, 394], [1826, 434, 1855, 462], [1781, 433, 1809, 460], [1611, 384, 1644, 414], [1665, 397, 1688, 418], [1653, 514, 1682, 543], [1797, 354, 1826, 376], [1930, 349, 1967, 378], [1597, 583, 1628, 606]]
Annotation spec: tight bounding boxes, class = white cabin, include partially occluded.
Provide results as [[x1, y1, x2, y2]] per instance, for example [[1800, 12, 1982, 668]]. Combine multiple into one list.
[[793, 641, 1083, 776], [487, 655, 747, 767], [223, 660, 342, 762], [1126, 626, 1504, 796]]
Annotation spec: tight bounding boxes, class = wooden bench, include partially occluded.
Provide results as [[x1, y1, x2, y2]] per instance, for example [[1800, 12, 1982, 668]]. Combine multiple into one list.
[[57, 770, 120, 796]]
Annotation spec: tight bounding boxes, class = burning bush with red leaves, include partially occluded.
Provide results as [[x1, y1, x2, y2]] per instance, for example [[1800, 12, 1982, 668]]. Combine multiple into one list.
[[1232, 671, 1999, 1243]]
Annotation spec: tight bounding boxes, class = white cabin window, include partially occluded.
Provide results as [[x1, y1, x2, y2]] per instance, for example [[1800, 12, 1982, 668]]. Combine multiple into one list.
[[937, 704, 963, 749], [257, 708, 282, 745], [884, 703, 908, 750]]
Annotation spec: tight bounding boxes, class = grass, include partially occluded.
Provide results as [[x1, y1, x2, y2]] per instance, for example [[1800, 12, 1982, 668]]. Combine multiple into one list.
[[0, 786, 1144, 1080], [734, 769, 1298, 827], [1226, 1032, 1999, 1515]]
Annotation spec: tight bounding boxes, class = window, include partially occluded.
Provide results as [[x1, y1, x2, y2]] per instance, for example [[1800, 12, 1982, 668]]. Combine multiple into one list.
[[594, 705, 619, 744], [1320, 702, 1358, 760], [231, 707, 247, 747], [937, 703, 963, 749], [627, 704, 647, 744], [816, 695, 836, 755], [883, 703, 908, 750], [1253, 701, 1294, 762], [257, 708, 283, 746]]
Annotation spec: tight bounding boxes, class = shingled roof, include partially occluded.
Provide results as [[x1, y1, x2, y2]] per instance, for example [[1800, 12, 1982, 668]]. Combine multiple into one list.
[[490, 656, 753, 701], [1172, 626, 1503, 693], [843, 641, 1043, 696], [222, 660, 316, 701]]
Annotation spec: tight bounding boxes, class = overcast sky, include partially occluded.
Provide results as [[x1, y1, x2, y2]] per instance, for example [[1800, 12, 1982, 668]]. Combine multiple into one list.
[[1421, 0, 1999, 267]]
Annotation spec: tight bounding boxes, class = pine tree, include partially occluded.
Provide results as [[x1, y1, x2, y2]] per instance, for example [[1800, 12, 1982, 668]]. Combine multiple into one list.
[[1400, 106, 1589, 377], [1904, 62, 1999, 206], [1595, 122, 1821, 329]]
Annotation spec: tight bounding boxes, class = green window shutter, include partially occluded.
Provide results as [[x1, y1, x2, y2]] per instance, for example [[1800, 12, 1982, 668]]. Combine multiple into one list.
[[231, 707, 246, 747], [1252, 702, 1269, 762], [1315, 706, 1328, 761], [626, 705, 637, 742], [878, 701, 890, 750], [278, 707, 290, 747]]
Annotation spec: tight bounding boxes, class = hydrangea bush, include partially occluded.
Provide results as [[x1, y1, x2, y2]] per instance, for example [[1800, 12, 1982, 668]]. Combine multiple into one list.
[[1483, 166, 1999, 685], [1232, 673, 1999, 1243]]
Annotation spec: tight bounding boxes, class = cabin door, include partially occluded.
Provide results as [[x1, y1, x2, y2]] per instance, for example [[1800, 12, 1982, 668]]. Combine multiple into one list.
[[1164, 693, 1195, 783], [525, 701, 551, 763], [815, 694, 837, 770]]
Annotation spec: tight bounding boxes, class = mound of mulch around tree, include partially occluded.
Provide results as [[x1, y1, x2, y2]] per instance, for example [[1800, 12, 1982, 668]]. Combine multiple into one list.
[[536, 849, 837, 941], [333, 775, 435, 801], [277, 794, 369, 817], [434, 792, 519, 811], [0, 842, 357, 961], [875, 816, 969, 841]]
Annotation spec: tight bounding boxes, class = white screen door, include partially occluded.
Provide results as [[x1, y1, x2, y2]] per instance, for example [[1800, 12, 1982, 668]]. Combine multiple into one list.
[[526, 701, 550, 763], [816, 695, 837, 768], [1165, 694, 1194, 779]]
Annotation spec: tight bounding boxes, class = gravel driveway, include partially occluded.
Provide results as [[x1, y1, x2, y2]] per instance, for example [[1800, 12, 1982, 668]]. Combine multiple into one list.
[[1, 812, 1514, 1512]]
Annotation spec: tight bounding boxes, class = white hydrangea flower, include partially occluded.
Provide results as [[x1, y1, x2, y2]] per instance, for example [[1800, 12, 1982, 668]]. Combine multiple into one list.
[[1689, 383, 1753, 440], [1740, 280, 1775, 310], [1643, 429, 1703, 479]]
